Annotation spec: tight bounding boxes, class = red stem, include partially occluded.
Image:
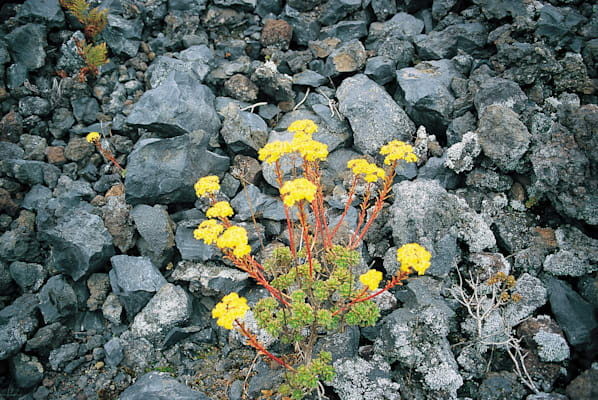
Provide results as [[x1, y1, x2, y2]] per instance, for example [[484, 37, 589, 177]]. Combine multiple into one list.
[[298, 201, 313, 279], [235, 320, 295, 371], [331, 176, 358, 238]]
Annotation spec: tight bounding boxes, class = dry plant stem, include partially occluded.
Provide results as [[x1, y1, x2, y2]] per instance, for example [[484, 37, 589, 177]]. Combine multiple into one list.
[[235, 320, 295, 371], [293, 88, 310, 111], [240, 102, 267, 112], [92, 139, 124, 172]]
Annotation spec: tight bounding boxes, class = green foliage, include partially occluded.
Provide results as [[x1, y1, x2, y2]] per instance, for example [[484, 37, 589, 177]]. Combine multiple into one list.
[[60, 0, 108, 41], [74, 39, 109, 81]]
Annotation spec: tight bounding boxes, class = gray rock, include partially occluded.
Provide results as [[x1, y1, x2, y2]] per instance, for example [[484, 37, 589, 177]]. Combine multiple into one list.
[[395, 59, 463, 133], [102, 194, 136, 253], [391, 179, 495, 253], [87, 273, 111, 311], [6, 23, 46, 71], [18, 97, 51, 117], [320, 20, 368, 42], [124, 132, 229, 205], [432, 0, 457, 20], [276, 109, 352, 152], [102, 293, 123, 324], [417, 154, 459, 189], [38, 275, 78, 324], [330, 355, 400, 400], [473, 0, 532, 20], [146, 55, 210, 89], [118, 371, 209, 400], [171, 261, 249, 296], [25, 322, 68, 356], [547, 278, 597, 346], [48, 342, 79, 371], [0, 141, 25, 160], [496, 42, 560, 86], [544, 225, 598, 277], [175, 220, 217, 262], [414, 23, 487, 60], [130, 284, 192, 343], [553, 52, 593, 94], [0, 159, 60, 188], [126, 71, 221, 138], [364, 56, 396, 86], [477, 105, 530, 172], [19, 134, 47, 161], [282, 5, 320, 46], [71, 96, 99, 125], [16, 0, 65, 28], [131, 204, 175, 257], [504, 273, 547, 327], [465, 168, 513, 192], [0, 294, 39, 360], [384, 12, 425, 40], [0, 224, 41, 263], [318, 0, 361, 26], [250, 61, 295, 103], [444, 131, 481, 174], [0, 261, 11, 294], [478, 372, 527, 400], [9, 353, 44, 389], [337, 74, 415, 156], [230, 184, 288, 221], [473, 77, 528, 115], [372, 0, 397, 21], [9, 262, 46, 293], [220, 104, 268, 155], [224, 74, 258, 101], [287, 0, 318, 12], [109, 255, 167, 318], [536, 4, 586, 51], [104, 337, 123, 367], [292, 69, 328, 87], [325, 39, 367, 77], [43, 209, 115, 281], [102, 14, 143, 57]]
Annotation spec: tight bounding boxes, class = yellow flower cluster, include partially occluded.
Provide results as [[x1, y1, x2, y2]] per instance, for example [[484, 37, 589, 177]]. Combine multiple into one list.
[[195, 176, 220, 198], [380, 140, 417, 165], [194, 219, 224, 245], [217, 226, 252, 258], [86, 131, 100, 143], [258, 140, 292, 164], [396, 243, 431, 275], [347, 159, 386, 183], [359, 269, 383, 291], [280, 178, 317, 207], [287, 119, 318, 135], [292, 134, 328, 162], [212, 292, 250, 330], [206, 201, 234, 219]]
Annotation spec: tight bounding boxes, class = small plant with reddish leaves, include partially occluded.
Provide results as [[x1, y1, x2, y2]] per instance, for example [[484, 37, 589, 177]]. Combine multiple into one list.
[[194, 120, 431, 399]]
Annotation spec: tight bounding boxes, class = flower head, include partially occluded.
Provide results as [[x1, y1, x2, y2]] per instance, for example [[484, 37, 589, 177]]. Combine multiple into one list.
[[195, 176, 220, 198], [206, 201, 234, 219], [396, 243, 431, 275], [379, 140, 417, 165], [292, 136, 328, 162], [288, 119, 318, 135], [194, 219, 224, 245], [279, 178, 317, 207], [212, 292, 250, 330], [359, 269, 383, 291], [217, 226, 251, 258], [258, 140, 292, 164], [347, 159, 386, 183], [86, 131, 100, 143]]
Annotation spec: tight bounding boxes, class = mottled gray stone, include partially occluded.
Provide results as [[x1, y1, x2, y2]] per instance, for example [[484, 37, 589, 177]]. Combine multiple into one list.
[[6, 23, 46, 71], [331, 355, 400, 400], [9, 262, 46, 293], [130, 205, 175, 257], [124, 131, 229, 205], [473, 77, 528, 115], [38, 275, 77, 324], [477, 105, 530, 172], [0, 294, 39, 360], [127, 71, 221, 138], [146, 55, 210, 89], [119, 371, 210, 400], [18, 97, 51, 117], [109, 255, 167, 318], [231, 184, 287, 221], [102, 14, 143, 57], [220, 104, 268, 154], [48, 342, 79, 371], [337, 74, 415, 156], [0, 159, 60, 188], [103, 337, 123, 367], [17, 0, 65, 28], [364, 56, 395, 86], [325, 39, 367, 77], [171, 261, 249, 296], [543, 226, 598, 277], [414, 22, 487, 60], [9, 353, 44, 389], [130, 284, 192, 343]]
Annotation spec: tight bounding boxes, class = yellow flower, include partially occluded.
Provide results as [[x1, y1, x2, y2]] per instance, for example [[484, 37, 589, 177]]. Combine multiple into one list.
[[195, 176, 220, 198], [288, 119, 318, 135], [212, 292, 250, 330], [379, 140, 417, 165], [206, 201, 234, 219], [217, 225, 249, 251], [194, 219, 224, 245], [347, 159, 386, 183], [233, 243, 252, 258], [86, 131, 100, 143], [292, 136, 328, 162], [396, 243, 431, 275], [258, 140, 292, 164], [279, 178, 317, 207], [359, 269, 383, 291]]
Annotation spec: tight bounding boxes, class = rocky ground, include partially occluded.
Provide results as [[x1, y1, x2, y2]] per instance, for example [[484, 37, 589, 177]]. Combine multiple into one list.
[[0, 0, 598, 399]]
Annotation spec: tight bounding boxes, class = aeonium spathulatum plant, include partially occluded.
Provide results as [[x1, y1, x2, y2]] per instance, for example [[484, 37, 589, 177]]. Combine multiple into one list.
[[193, 119, 431, 399]]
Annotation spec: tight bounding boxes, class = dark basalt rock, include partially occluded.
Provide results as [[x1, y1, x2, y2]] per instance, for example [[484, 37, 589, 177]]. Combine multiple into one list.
[[119, 371, 210, 400]]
